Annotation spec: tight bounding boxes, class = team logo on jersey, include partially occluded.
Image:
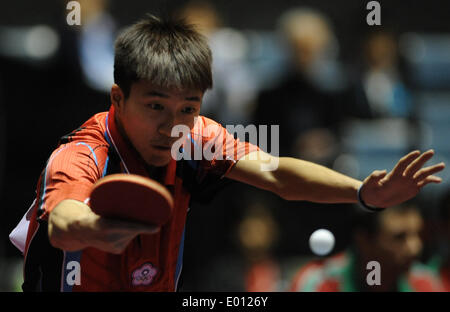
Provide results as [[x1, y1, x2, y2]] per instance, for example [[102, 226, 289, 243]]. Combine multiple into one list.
[[131, 263, 158, 286]]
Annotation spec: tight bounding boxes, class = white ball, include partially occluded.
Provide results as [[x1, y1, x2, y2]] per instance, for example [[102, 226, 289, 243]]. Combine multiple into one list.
[[309, 229, 335, 256]]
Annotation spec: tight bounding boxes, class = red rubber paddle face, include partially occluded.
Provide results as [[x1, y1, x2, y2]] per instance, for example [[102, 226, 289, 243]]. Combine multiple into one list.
[[89, 174, 174, 226]]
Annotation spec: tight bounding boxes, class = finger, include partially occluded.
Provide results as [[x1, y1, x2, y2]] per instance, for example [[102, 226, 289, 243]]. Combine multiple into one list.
[[417, 175, 443, 188], [105, 218, 160, 234], [373, 169, 387, 179], [403, 150, 435, 178], [121, 222, 161, 235], [367, 170, 387, 185], [391, 150, 421, 177], [413, 162, 446, 182]]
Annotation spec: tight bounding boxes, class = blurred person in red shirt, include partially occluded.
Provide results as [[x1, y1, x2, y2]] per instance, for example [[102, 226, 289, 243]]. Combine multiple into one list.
[[238, 204, 281, 292], [290, 202, 444, 292], [426, 189, 450, 291]]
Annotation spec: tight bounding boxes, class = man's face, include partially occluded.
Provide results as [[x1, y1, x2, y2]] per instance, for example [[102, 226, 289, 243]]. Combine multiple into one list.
[[374, 209, 424, 273], [113, 80, 203, 167]]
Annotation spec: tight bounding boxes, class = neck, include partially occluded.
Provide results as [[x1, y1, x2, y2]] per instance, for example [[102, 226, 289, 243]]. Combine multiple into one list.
[[114, 114, 147, 165], [107, 105, 148, 176]]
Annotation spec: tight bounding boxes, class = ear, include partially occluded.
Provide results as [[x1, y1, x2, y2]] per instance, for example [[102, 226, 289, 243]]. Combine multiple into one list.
[[111, 84, 125, 110]]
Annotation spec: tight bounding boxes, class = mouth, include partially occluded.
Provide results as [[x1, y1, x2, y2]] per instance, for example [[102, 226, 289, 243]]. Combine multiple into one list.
[[152, 144, 172, 152]]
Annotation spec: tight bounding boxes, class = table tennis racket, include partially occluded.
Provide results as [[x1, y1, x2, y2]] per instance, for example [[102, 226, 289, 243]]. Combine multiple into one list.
[[89, 174, 174, 226]]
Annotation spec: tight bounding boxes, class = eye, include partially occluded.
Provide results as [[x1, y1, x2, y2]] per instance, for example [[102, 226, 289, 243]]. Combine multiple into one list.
[[147, 103, 164, 111], [393, 232, 407, 242], [181, 106, 197, 114]]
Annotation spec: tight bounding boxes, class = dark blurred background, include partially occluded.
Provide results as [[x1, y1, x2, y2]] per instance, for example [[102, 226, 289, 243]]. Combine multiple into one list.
[[0, 0, 449, 291]]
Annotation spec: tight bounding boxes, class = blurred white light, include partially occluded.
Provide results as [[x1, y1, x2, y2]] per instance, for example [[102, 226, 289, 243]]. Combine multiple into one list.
[[211, 28, 249, 62], [25, 25, 59, 59]]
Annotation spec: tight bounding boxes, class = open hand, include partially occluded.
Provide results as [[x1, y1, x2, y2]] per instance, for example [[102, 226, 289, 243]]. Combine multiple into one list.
[[360, 150, 445, 208]]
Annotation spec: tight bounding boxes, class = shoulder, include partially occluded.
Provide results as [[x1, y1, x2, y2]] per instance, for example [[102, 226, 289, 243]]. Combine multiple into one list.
[[46, 112, 110, 178], [290, 253, 349, 292], [59, 112, 109, 146], [407, 261, 445, 291], [191, 115, 227, 142]]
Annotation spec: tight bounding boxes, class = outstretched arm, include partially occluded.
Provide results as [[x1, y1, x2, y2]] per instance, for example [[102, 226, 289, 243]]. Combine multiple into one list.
[[225, 149, 445, 208], [48, 199, 159, 254]]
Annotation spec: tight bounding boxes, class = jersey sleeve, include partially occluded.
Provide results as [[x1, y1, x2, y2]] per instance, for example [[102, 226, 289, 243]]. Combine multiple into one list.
[[177, 116, 259, 204], [37, 142, 108, 220], [190, 116, 260, 178]]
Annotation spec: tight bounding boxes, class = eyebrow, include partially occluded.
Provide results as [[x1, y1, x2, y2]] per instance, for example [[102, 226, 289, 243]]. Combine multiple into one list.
[[145, 91, 201, 102]]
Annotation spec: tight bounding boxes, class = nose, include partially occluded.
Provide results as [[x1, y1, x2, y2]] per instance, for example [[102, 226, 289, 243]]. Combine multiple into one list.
[[158, 113, 176, 137], [405, 234, 422, 259]]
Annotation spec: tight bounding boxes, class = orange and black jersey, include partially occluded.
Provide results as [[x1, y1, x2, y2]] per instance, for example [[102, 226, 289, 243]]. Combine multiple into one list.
[[21, 106, 258, 291]]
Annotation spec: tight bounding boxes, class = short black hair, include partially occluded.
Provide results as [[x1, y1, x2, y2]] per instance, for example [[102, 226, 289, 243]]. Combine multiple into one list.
[[113, 14, 213, 98]]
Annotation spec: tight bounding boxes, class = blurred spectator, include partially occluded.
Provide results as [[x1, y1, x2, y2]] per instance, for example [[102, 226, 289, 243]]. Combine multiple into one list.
[[0, 0, 112, 261], [54, 0, 116, 98], [182, 191, 284, 292], [77, 0, 116, 92], [250, 7, 371, 271], [177, 1, 258, 125], [361, 31, 413, 118], [238, 204, 281, 291], [426, 189, 450, 291], [290, 202, 443, 292], [253, 7, 371, 164]]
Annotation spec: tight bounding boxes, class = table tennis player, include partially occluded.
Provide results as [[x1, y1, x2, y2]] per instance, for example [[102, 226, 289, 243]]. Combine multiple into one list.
[[12, 15, 445, 291]]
